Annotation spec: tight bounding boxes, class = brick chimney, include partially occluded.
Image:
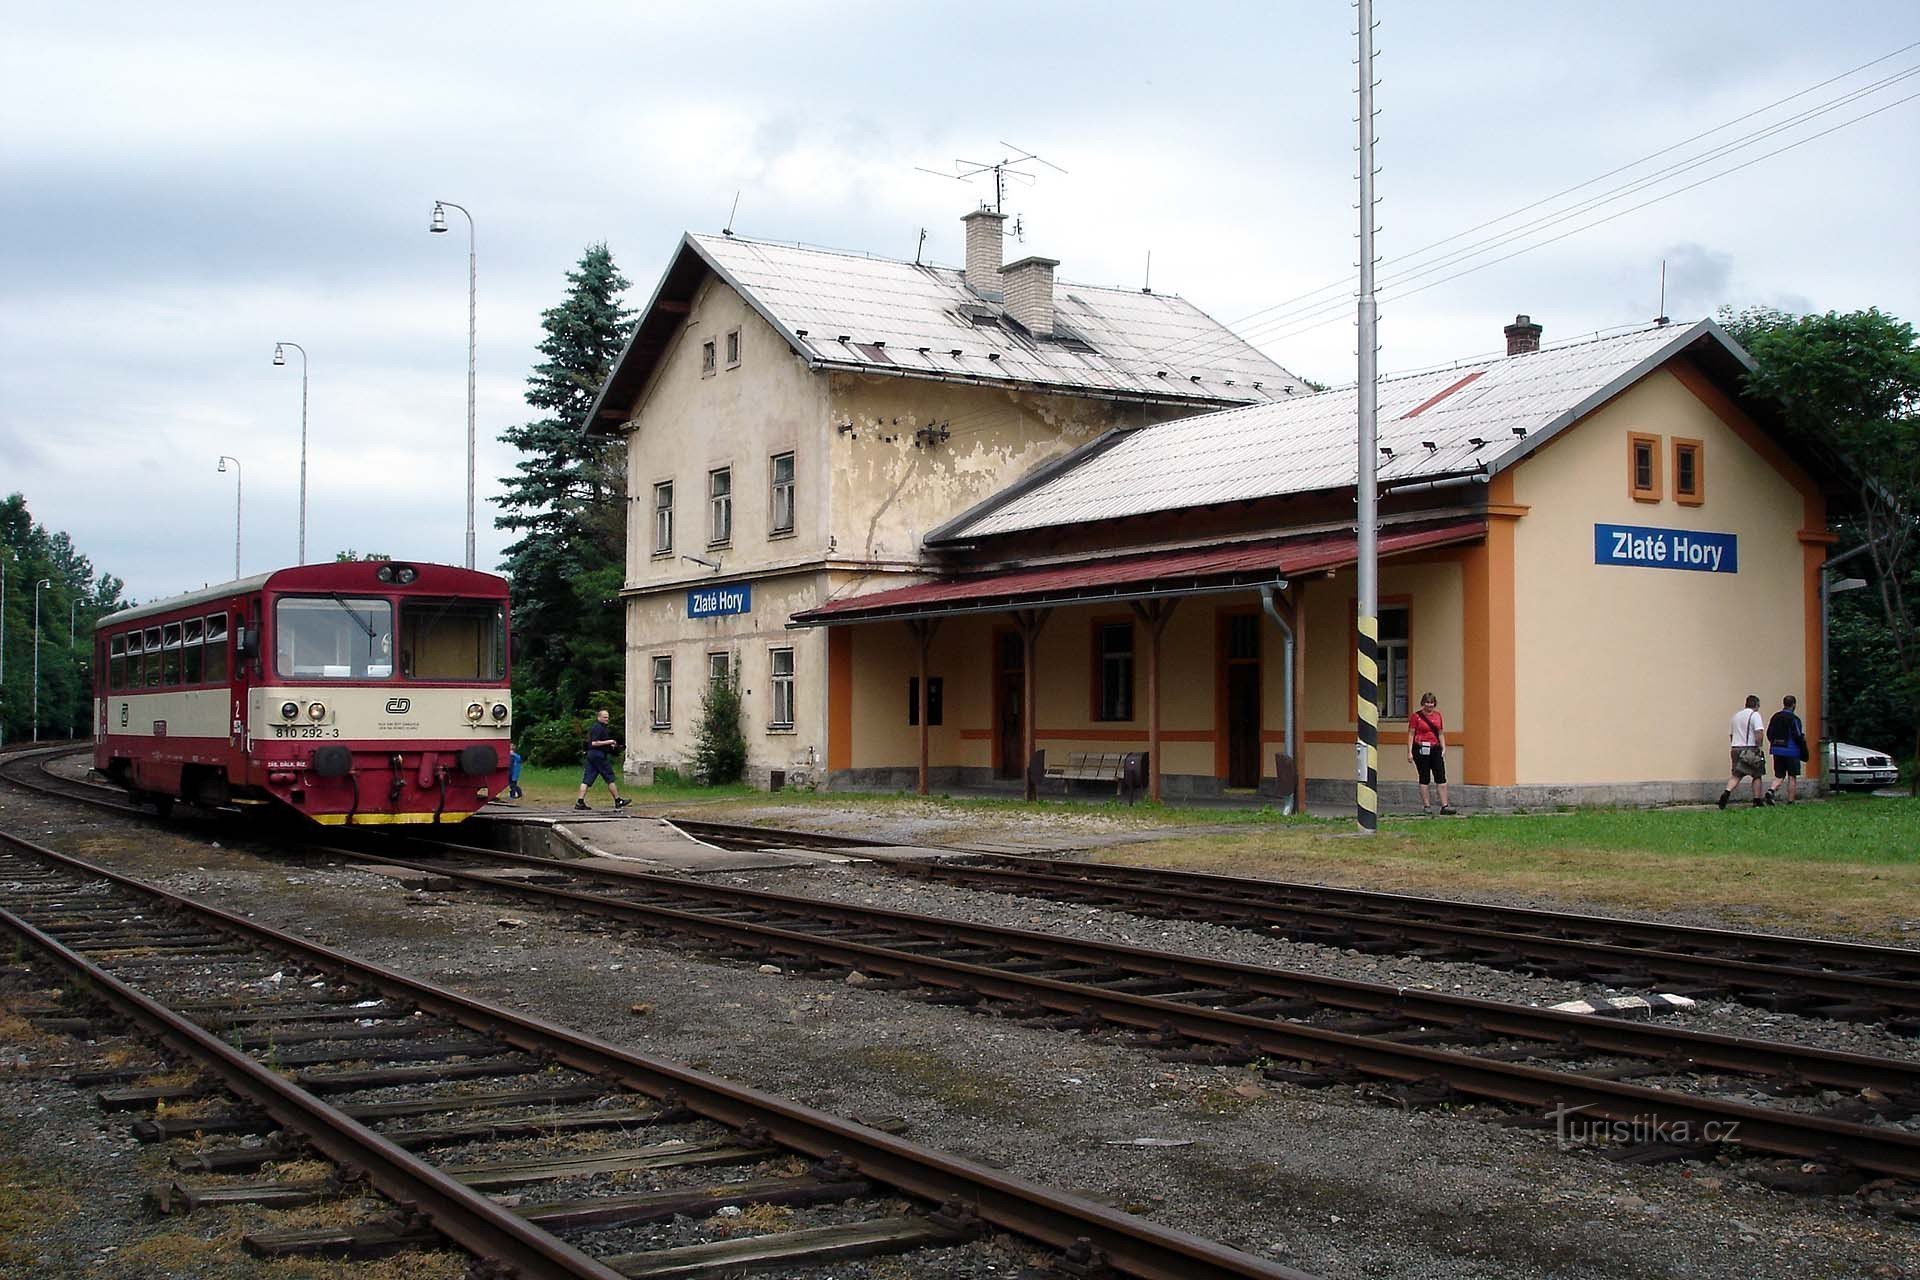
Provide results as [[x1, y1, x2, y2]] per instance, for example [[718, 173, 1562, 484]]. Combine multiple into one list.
[[962, 208, 1006, 297], [1001, 255, 1059, 337], [1504, 314, 1543, 356]]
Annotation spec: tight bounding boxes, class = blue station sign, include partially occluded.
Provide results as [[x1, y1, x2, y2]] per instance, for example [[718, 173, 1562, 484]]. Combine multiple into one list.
[[1593, 523, 1737, 574], [688, 582, 752, 618]]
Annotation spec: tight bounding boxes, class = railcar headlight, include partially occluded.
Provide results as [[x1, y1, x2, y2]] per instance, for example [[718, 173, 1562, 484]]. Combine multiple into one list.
[[306, 701, 327, 722], [490, 702, 509, 722], [466, 702, 485, 723], [280, 701, 300, 721]]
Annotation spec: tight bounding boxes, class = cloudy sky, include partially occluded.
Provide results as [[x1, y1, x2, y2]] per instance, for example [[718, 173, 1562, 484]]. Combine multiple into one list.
[[5, 2, 1916, 602]]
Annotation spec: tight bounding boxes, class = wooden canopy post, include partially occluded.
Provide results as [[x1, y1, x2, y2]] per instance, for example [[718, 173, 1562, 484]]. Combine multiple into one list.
[[1008, 608, 1050, 801], [1130, 599, 1178, 803], [907, 619, 940, 796]]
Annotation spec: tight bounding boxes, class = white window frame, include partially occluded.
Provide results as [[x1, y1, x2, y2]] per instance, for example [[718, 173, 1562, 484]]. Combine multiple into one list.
[[724, 328, 741, 369], [769, 647, 795, 730], [769, 451, 796, 537], [652, 481, 674, 555], [1380, 604, 1410, 721], [700, 339, 717, 377], [708, 466, 732, 546], [707, 651, 730, 684], [650, 655, 673, 729]]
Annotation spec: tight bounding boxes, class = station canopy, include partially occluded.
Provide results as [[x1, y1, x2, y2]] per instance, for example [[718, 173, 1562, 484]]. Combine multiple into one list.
[[791, 518, 1485, 626]]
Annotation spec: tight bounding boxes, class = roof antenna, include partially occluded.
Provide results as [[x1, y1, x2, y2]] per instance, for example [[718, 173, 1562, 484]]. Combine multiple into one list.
[[1142, 249, 1152, 294], [913, 142, 1066, 215], [914, 226, 927, 265], [722, 190, 741, 238], [1655, 258, 1669, 325]]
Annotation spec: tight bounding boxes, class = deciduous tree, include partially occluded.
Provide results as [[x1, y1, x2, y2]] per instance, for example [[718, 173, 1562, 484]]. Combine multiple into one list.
[[1722, 306, 1920, 779]]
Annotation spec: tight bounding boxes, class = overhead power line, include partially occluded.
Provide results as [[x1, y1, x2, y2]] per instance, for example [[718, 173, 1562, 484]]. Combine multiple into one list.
[[1146, 42, 1920, 371]]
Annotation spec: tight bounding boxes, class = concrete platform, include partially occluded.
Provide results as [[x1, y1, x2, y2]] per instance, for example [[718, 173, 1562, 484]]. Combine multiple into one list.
[[470, 810, 862, 874]]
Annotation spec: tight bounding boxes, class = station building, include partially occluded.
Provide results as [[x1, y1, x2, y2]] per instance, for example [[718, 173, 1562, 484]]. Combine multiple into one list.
[[589, 214, 1838, 808], [792, 316, 1840, 809], [584, 210, 1310, 788]]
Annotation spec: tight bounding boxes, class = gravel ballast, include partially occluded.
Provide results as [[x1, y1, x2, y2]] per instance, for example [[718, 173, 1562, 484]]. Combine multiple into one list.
[[0, 789, 1914, 1278]]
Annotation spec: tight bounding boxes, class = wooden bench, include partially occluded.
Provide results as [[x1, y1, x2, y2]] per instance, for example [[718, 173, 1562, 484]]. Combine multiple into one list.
[[1043, 752, 1128, 788]]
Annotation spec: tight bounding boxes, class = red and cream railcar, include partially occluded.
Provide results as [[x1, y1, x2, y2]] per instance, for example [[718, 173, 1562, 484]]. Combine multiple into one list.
[[92, 561, 512, 824]]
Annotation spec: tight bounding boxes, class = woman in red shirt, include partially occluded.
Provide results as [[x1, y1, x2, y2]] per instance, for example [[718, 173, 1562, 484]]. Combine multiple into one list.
[[1408, 692, 1456, 815]]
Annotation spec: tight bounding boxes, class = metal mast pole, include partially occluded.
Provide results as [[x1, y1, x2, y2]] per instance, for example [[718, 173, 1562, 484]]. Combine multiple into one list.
[[1, 552, 8, 748], [219, 456, 243, 580], [274, 342, 309, 564], [32, 578, 49, 743], [464, 213, 476, 569], [1354, 0, 1381, 834]]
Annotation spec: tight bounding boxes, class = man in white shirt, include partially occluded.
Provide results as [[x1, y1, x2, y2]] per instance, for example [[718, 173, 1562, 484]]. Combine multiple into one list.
[[1718, 694, 1768, 809]]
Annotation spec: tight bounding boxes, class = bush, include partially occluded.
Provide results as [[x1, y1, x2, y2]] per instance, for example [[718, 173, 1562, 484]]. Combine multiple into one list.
[[692, 670, 746, 785], [518, 716, 585, 768]]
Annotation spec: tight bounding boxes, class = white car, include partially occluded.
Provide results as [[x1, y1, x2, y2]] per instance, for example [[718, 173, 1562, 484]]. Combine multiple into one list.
[[1825, 741, 1900, 790]]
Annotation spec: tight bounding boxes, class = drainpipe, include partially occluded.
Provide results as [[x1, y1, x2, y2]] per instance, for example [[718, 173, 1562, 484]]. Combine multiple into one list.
[[1258, 582, 1296, 815]]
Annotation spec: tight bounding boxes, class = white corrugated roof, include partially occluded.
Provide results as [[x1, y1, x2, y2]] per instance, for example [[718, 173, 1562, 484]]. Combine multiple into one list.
[[939, 321, 1733, 541], [689, 233, 1310, 405]]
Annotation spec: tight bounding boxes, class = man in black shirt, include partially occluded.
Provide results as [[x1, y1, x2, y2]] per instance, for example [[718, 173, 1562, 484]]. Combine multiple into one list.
[[1764, 694, 1810, 805], [574, 709, 632, 811]]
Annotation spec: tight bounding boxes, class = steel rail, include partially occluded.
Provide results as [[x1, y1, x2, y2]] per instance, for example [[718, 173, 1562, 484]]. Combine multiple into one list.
[[343, 843, 1920, 1179], [0, 830, 1314, 1280], [0, 907, 626, 1279], [877, 858, 1920, 1014], [668, 817, 1920, 1006], [395, 838, 1920, 1095]]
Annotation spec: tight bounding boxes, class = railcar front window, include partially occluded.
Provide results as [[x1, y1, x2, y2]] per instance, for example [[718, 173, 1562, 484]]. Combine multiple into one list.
[[275, 597, 394, 680], [399, 599, 506, 680]]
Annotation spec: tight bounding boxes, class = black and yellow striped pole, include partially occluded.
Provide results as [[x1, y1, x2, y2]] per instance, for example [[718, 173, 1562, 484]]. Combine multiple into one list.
[[1354, 0, 1381, 834]]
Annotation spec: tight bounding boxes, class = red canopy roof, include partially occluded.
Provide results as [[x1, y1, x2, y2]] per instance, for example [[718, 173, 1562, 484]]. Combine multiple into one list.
[[794, 519, 1485, 624]]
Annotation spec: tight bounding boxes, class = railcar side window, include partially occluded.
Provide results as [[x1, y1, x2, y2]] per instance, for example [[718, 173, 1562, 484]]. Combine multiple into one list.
[[203, 614, 229, 683], [399, 599, 506, 680], [182, 617, 204, 684], [144, 628, 163, 687], [110, 635, 127, 691], [275, 597, 394, 680], [161, 623, 183, 685]]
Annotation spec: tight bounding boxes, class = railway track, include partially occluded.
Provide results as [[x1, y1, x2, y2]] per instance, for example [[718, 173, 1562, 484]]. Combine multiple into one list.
[[668, 818, 1920, 1033], [0, 828, 1311, 1280], [343, 835, 1920, 1200]]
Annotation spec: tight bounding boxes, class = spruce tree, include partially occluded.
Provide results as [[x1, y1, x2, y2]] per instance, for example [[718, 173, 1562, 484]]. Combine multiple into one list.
[[496, 245, 634, 719]]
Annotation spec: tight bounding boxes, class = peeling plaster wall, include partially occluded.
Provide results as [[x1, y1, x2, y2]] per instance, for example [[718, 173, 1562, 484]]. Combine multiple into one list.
[[824, 375, 1182, 566], [619, 279, 829, 782]]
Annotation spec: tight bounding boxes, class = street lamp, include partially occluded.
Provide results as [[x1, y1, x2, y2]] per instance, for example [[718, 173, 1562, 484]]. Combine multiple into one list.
[[32, 578, 51, 743], [69, 593, 82, 740], [0, 547, 10, 747], [218, 456, 243, 580], [429, 199, 477, 569], [273, 341, 310, 564]]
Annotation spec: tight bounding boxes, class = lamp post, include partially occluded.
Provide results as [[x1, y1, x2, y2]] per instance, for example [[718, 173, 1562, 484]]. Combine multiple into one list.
[[69, 594, 80, 740], [218, 456, 243, 580], [272, 341, 309, 564], [32, 578, 50, 743], [0, 548, 10, 748], [429, 199, 477, 569]]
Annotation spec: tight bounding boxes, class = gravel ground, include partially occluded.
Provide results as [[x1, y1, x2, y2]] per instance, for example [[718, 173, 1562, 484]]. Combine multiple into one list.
[[1, 787, 1916, 1279], [721, 863, 1920, 1067]]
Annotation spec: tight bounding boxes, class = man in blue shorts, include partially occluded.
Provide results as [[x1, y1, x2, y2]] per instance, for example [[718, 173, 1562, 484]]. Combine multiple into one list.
[[574, 709, 631, 811]]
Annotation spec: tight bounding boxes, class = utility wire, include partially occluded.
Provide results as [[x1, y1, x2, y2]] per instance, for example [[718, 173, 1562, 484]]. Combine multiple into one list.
[[1255, 85, 1920, 350], [1147, 43, 1920, 369]]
